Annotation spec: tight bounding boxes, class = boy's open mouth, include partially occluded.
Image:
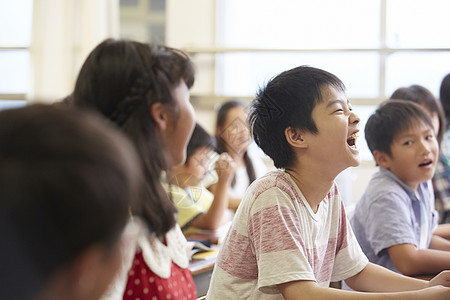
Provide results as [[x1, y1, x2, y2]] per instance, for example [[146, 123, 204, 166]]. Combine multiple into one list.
[[347, 133, 358, 149], [418, 160, 432, 167]]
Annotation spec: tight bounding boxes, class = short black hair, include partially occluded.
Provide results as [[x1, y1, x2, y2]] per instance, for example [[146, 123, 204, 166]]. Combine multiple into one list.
[[186, 123, 216, 160], [0, 104, 141, 299], [390, 84, 444, 144], [365, 99, 434, 157], [249, 65, 345, 169]]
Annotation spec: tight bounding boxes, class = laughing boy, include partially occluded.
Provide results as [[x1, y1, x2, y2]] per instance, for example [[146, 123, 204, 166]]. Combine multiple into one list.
[[206, 66, 450, 299]]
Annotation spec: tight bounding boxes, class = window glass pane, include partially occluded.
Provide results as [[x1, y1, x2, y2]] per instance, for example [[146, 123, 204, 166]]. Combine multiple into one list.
[[386, 0, 450, 48], [0, 100, 27, 111], [216, 52, 379, 98], [354, 105, 377, 162], [385, 52, 450, 97], [218, 0, 380, 49], [120, 0, 139, 6], [0, 0, 33, 47], [149, 0, 165, 12], [0, 51, 30, 94], [149, 24, 165, 44]]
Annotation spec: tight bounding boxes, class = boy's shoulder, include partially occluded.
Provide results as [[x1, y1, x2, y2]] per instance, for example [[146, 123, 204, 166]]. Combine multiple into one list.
[[249, 170, 296, 195], [359, 168, 420, 205], [367, 168, 401, 190]]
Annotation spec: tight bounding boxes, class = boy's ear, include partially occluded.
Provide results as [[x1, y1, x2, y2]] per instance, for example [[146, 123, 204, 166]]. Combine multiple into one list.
[[285, 127, 307, 149], [151, 102, 169, 132], [373, 150, 391, 168]]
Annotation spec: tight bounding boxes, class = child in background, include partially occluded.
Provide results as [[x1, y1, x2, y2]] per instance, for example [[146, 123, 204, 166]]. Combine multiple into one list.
[[210, 100, 267, 210], [0, 104, 142, 300], [71, 38, 197, 300], [207, 66, 450, 299], [351, 100, 450, 276], [389, 85, 450, 221], [438, 73, 450, 223], [168, 123, 236, 232]]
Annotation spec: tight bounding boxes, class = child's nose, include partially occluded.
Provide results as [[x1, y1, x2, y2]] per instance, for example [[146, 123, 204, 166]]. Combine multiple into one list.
[[420, 140, 432, 154], [350, 112, 360, 125]]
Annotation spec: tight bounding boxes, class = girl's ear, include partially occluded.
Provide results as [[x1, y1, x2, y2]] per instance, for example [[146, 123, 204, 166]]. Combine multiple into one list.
[[373, 150, 391, 168], [151, 102, 169, 132], [284, 127, 307, 149]]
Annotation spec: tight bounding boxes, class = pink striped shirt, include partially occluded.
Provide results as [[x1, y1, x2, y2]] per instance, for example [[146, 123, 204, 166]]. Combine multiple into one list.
[[207, 170, 367, 299]]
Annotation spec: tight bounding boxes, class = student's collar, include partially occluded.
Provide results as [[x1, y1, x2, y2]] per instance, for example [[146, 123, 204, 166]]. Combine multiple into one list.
[[379, 167, 422, 201]]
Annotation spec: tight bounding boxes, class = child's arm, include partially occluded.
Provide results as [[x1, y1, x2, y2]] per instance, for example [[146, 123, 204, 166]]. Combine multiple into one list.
[[278, 263, 450, 299], [227, 195, 241, 211], [429, 234, 450, 251], [189, 153, 236, 230], [387, 243, 450, 275], [434, 224, 450, 241]]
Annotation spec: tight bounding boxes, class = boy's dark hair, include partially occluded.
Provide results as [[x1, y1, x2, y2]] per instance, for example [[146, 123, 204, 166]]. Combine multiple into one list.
[[72, 38, 195, 236], [365, 99, 435, 156], [390, 84, 444, 144], [216, 99, 256, 186], [249, 65, 345, 169], [186, 123, 216, 160], [0, 104, 141, 299], [440, 73, 450, 122]]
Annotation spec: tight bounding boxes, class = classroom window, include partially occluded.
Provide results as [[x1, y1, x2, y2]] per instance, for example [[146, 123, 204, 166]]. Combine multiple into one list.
[[210, 0, 450, 161], [0, 0, 33, 99]]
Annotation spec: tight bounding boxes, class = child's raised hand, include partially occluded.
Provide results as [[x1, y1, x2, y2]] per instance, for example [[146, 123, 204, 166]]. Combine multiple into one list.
[[215, 152, 236, 183], [429, 270, 450, 287]]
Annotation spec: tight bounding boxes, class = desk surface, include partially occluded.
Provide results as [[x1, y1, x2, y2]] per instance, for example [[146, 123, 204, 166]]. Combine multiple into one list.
[[186, 229, 221, 298], [185, 230, 220, 276], [189, 257, 216, 275]]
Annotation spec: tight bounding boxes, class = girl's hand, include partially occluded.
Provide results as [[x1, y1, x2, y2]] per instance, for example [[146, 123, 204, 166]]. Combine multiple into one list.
[[215, 152, 236, 183]]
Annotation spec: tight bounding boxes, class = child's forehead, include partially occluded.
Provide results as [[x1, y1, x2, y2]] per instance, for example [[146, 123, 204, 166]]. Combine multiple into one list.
[[316, 85, 348, 106], [395, 119, 433, 137]]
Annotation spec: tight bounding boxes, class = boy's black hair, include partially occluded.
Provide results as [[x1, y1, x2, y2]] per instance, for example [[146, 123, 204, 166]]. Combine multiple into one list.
[[186, 123, 216, 160], [249, 65, 345, 169], [365, 99, 435, 157], [0, 104, 141, 299], [390, 84, 444, 144]]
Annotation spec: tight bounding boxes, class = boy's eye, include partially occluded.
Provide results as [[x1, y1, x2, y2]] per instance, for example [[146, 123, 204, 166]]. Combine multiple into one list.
[[403, 141, 413, 146], [425, 135, 434, 140]]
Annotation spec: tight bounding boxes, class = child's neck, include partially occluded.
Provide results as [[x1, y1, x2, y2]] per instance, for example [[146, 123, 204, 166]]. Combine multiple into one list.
[[285, 167, 335, 213]]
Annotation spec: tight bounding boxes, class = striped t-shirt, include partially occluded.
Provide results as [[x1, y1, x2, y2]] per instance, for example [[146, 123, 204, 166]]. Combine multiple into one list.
[[207, 170, 368, 299]]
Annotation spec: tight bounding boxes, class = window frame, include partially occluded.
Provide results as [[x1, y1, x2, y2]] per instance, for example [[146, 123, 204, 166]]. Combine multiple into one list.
[[182, 0, 450, 107], [0, 46, 28, 101]]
